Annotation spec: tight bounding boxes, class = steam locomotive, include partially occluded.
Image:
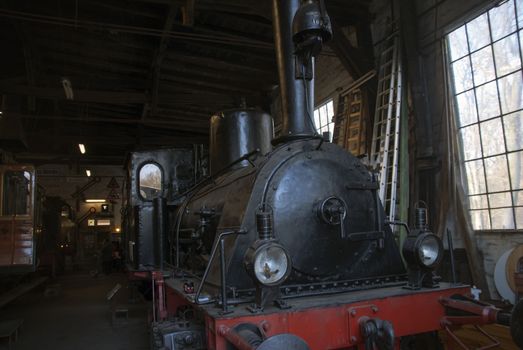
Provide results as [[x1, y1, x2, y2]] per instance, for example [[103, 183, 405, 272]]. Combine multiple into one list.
[[124, 1, 523, 349]]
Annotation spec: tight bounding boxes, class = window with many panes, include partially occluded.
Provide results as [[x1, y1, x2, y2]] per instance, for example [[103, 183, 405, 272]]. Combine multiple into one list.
[[314, 99, 335, 141], [447, 0, 523, 230]]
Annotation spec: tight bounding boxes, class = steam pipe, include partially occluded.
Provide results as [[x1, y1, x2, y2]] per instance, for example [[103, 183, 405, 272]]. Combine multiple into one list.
[[272, 0, 316, 141]]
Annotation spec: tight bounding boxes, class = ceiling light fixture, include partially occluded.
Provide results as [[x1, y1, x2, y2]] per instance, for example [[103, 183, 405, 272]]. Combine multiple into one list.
[[79, 144, 86, 154], [86, 169, 91, 177], [85, 199, 106, 203]]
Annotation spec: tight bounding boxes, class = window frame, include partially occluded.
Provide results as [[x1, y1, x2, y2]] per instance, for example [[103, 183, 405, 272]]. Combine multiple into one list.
[[0, 165, 35, 220], [313, 98, 335, 141], [446, 0, 523, 231], [137, 161, 164, 202]]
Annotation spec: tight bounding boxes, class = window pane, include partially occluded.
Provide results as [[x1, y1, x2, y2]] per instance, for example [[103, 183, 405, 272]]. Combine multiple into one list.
[[314, 101, 334, 140], [471, 209, 491, 229], [514, 190, 523, 205], [518, 1, 523, 29], [491, 207, 515, 229], [480, 118, 505, 156], [448, 26, 469, 61], [327, 101, 334, 118], [467, 13, 491, 51], [465, 160, 487, 194], [460, 124, 482, 160], [471, 46, 496, 85], [503, 111, 523, 151], [469, 194, 489, 209], [489, 0, 518, 41], [494, 33, 521, 76], [489, 191, 512, 208], [516, 207, 523, 229], [139, 163, 162, 200], [521, 30, 523, 62], [476, 81, 500, 120], [320, 105, 328, 127], [485, 154, 510, 192], [456, 90, 478, 126], [508, 150, 523, 189], [498, 71, 523, 114], [2, 171, 31, 216], [452, 57, 473, 93]]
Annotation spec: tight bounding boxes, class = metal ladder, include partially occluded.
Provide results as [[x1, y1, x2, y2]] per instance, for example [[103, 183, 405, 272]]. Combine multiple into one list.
[[370, 35, 402, 222]]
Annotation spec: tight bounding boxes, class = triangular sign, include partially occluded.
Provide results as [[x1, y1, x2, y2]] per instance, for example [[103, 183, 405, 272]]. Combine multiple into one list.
[[107, 177, 120, 189], [107, 188, 120, 200]]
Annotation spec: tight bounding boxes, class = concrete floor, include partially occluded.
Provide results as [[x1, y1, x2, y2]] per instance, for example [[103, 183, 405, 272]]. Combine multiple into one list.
[[0, 273, 149, 350]]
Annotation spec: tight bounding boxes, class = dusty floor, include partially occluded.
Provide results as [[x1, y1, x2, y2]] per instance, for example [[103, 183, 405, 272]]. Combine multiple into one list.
[[0, 272, 149, 350]]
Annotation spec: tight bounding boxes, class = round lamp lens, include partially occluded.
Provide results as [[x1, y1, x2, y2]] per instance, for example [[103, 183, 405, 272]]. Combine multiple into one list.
[[418, 235, 441, 267], [254, 245, 290, 286]]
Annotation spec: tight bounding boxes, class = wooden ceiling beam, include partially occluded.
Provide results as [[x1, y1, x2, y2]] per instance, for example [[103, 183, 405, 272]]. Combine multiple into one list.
[[149, 2, 180, 117], [33, 36, 150, 66], [165, 52, 272, 74], [0, 85, 147, 104], [82, 0, 165, 19], [13, 112, 209, 131], [40, 51, 148, 75], [328, 19, 373, 79]]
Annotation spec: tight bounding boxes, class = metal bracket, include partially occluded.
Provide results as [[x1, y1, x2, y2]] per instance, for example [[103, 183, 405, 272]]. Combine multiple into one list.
[[347, 304, 380, 345]]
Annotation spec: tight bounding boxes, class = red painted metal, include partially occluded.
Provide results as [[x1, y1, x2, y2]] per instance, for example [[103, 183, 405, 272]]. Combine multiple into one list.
[[128, 270, 149, 280], [128, 270, 172, 321], [152, 271, 168, 321], [217, 325, 256, 350], [440, 297, 500, 326], [163, 285, 471, 350]]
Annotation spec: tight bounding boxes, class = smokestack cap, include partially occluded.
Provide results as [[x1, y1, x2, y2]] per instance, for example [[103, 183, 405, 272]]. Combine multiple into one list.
[[292, 0, 332, 57]]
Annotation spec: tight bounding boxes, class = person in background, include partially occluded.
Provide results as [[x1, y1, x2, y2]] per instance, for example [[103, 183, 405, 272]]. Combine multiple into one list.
[[112, 241, 122, 271], [101, 239, 113, 274]]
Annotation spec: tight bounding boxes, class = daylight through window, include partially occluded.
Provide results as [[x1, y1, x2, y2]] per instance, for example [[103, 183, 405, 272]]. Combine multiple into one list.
[[447, 0, 523, 230], [314, 100, 335, 141]]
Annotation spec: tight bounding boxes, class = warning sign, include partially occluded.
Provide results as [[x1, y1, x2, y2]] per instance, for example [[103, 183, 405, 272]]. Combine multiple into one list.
[[107, 188, 120, 201], [107, 177, 120, 189]]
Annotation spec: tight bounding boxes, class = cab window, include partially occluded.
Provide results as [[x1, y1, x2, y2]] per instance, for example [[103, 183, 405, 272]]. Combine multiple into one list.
[[2, 171, 32, 216], [139, 163, 162, 200]]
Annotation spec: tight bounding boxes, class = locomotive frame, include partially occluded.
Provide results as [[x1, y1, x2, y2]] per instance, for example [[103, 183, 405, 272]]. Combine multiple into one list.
[[123, 0, 523, 349]]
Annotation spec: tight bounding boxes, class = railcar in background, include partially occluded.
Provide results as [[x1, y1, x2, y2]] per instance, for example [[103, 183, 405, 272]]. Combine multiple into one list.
[[0, 164, 40, 274]]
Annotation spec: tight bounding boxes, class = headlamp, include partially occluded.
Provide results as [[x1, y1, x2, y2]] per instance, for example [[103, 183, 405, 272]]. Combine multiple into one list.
[[403, 232, 443, 269], [245, 241, 292, 287]]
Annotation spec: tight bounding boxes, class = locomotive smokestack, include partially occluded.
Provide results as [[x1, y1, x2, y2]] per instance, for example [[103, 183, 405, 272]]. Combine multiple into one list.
[[272, 0, 332, 142]]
